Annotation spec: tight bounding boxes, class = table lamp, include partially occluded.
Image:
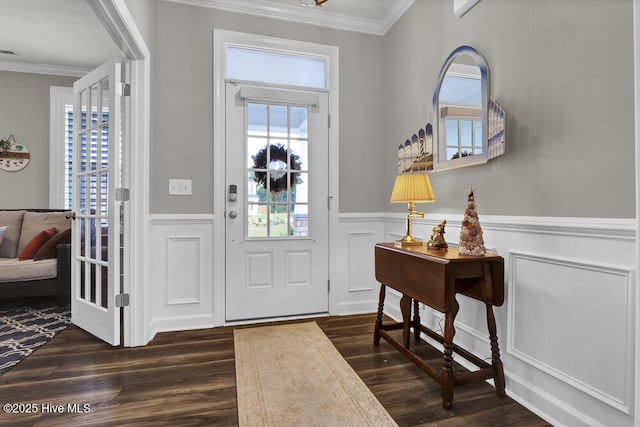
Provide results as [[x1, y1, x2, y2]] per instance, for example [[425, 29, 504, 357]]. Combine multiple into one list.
[[390, 173, 436, 246]]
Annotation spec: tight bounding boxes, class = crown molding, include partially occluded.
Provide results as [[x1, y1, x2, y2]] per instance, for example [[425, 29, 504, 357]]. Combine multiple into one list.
[[378, 0, 415, 35], [0, 60, 90, 77], [162, 0, 415, 36]]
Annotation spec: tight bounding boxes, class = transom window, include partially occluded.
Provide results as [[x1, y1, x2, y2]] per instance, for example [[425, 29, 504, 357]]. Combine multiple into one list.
[[226, 46, 327, 89]]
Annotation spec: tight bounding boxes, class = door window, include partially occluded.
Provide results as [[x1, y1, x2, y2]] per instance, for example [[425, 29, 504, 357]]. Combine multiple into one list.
[[247, 102, 309, 238]]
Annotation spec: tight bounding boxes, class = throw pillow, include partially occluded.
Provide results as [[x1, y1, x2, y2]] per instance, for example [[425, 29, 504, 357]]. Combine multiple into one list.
[[18, 227, 58, 261], [0, 225, 8, 246], [17, 212, 71, 256], [0, 210, 25, 258], [34, 228, 72, 260]]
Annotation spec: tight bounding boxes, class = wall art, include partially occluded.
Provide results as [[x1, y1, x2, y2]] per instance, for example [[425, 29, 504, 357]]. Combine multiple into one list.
[[0, 135, 30, 172], [397, 124, 433, 173]]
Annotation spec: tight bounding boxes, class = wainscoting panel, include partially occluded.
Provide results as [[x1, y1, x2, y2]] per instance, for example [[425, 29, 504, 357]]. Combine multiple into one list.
[[508, 251, 635, 415], [382, 213, 637, 427], [148, 215, 215, 337], [166, 237, 201, 304], [331, 214, 385, 315], [348, 231, 377, 292]]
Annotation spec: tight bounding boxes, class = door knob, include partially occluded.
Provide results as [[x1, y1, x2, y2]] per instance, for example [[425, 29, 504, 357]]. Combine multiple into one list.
[[65, 211, 77, 220], [228, 210, 238, 219]]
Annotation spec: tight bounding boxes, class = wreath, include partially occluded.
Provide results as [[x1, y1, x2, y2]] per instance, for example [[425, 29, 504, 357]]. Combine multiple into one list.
[[252, 144, 303, 194]]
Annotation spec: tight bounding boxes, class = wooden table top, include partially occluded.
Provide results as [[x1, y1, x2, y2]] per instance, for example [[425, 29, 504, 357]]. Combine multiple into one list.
[[375, 243, 502, 264]]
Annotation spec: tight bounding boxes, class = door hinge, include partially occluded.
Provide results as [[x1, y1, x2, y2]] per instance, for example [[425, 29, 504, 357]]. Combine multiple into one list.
[[116, 188, 130, 201], [328, 279, 331, 292], [328, 114, 331, 128], [116, 82, 131, 97], [327, 195, 333, 210], [115, 293, 130, 307]]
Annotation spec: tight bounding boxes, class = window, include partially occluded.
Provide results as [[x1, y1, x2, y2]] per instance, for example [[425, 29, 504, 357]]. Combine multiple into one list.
[[226, 46, 327, 89], [246, 101, 309, 238], [49, 86, 109, 212]]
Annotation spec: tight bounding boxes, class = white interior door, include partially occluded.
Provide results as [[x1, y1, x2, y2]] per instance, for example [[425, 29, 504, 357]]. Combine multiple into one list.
[[71, 58, 124, 345], [225, 83, 329, 321]]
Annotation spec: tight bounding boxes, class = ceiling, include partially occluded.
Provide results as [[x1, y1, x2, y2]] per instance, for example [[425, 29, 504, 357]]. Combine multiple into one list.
[[0, 0, 414, 77], [0, 0, 120, 76]]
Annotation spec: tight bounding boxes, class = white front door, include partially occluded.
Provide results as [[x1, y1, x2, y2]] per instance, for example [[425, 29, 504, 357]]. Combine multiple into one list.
[[225, 83, 329, 321], [71, 58, 125, 345]]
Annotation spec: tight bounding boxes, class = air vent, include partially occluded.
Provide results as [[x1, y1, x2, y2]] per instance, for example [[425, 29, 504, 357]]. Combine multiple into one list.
[[0, 50, 17, 55]]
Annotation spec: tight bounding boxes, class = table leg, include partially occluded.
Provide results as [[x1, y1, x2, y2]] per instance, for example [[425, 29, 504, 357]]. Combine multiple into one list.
[[400, 294, 412, 349], [442, 294, 459, 410], [374, 284, 386, 346], [486, 303, 506, 397], [481, 261, 506, 398], [413, 299, 421, 342]]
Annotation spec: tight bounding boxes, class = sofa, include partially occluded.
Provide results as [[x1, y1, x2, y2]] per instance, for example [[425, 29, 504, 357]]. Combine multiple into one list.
[[0, 209, 72, 306]]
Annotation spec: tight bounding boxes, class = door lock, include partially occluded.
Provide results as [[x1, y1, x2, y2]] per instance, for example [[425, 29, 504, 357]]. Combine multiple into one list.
[[228, 210, 238, 219], [228, 184, 237, 202]]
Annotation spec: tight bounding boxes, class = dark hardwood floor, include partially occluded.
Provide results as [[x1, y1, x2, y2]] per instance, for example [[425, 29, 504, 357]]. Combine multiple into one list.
[[0, 314, 549, 426]]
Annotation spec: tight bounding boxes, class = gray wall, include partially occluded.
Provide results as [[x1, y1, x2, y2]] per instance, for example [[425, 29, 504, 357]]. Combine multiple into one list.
[[0, 71, 76, 208], [149, 0, 635, 218], [150, 1, 387, 214], [383, 0, 635, 218]]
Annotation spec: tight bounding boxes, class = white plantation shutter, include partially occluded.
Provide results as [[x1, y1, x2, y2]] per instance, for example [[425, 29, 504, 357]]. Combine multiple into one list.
[[64, 108, 109, 213]]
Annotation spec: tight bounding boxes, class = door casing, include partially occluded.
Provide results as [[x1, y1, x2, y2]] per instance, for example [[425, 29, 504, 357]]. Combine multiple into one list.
[[213, 29, 340, 325], [89, 0, 150, 346]]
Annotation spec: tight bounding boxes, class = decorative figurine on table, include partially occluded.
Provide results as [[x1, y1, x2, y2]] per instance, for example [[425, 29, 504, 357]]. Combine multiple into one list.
[[427, 219, 448, 249], [459, 187, 486, 256]]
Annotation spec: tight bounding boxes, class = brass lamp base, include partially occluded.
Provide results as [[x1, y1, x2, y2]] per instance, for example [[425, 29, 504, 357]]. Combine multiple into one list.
[[395, 235, 424, 246], [395, 201, 425, 247]]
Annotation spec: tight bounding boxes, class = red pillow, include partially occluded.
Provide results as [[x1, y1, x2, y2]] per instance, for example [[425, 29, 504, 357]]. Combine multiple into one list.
[[34, 228, 72, 260], [19, 227, 58, 260]]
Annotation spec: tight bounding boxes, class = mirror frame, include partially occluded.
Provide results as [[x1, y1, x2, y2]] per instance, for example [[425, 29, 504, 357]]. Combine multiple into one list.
[[432, 45, 489, 171]]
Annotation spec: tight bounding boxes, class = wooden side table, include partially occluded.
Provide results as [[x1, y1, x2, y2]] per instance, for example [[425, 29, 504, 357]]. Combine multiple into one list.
[[374, 243, 506, 409]]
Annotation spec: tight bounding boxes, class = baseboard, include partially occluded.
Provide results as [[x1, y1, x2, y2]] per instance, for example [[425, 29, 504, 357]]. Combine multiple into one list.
[[336, 300, 379, 316], [148, 314, 215, 340]]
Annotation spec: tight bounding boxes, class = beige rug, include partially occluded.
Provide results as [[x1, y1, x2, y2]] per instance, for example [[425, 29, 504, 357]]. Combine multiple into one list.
[[234, 321, 397, 427]]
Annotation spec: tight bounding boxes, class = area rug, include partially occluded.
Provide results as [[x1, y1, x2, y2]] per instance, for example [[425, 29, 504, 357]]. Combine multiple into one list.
[[234, 321, 398, 427], [0, 298, 70, 376]]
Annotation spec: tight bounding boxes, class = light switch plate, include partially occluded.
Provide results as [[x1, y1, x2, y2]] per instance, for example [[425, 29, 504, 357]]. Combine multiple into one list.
[[169, 179, 192, 195]]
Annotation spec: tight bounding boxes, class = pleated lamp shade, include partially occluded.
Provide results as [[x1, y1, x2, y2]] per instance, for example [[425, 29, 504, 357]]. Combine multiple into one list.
[[390, 173, 436, 204]]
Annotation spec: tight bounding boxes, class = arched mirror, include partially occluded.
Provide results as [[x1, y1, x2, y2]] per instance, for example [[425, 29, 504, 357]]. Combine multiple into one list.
[[432, 46, 489, 171]]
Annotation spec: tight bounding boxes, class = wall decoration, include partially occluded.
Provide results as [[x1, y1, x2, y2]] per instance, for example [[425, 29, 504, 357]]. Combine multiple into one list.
[[453, 0, 481, 17], [488, 98, 506, 159], [459, 187, 486, 256], [432, 45, 507, 171], [252, 143, 302, 194], [0, 135, 30, 172], [397, 124, 433, 173]]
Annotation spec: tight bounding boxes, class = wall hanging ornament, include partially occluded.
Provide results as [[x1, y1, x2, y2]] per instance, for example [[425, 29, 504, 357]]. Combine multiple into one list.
[[252, 144, 302, 194], [458, 187, 486, 256], [0, 135, 30, 172]]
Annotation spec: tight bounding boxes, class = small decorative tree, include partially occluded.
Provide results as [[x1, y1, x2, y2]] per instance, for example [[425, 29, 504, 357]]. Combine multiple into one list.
[[459, 187, 486, 256]]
